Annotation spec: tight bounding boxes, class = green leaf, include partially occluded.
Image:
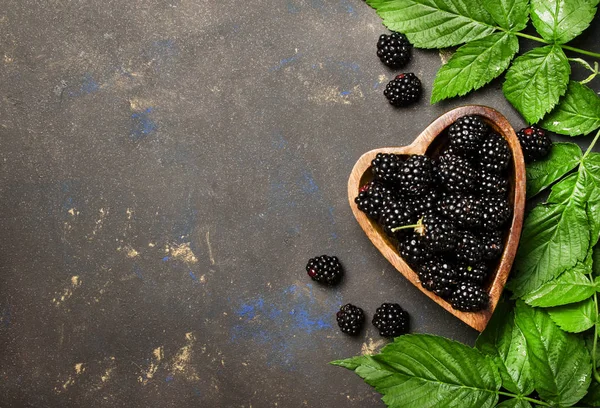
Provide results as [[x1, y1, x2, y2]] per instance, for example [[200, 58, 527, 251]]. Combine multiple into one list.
[[331, 334, 501, 408], [476, 300, 533, 396], [548, 297, 597, 333], [482, 0, 529, 31], [540, 81, 600, 136], [521, 261, 595, 307], [526, 142, 582, 198], [514, 301, 592, 406], [581, 380, 600, 406], [594, 246, 600, 276], [530, 0, 599, 44], [431, 32, 518, 103], [365, 0, 496, 49], [503, 45, 570, 124], [496, 399, 532, 408], [582, 153, 600, 247]]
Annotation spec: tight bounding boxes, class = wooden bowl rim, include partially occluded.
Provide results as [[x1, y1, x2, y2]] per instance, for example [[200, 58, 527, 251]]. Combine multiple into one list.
[[347, 105, 526, 332]]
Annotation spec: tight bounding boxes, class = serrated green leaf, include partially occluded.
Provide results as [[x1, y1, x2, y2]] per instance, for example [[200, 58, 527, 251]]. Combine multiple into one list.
[[582, 153, 600, 247], [522, 262, 594, 307], [482, 0, 529, 31], [431, 32, 518, 103], [594, 246, 600, 276], [514, 301, 592, 406], [496, 399, 532, 408], [548, 297, 597, 333], [332, 334, 501, 408], [581, 380, 600, 406], [540, 81, 600, 136], [503, 45, 570, 124], [476, 300, 534, 396], [530, 0, 599, 44], [365, 0, 497, 49], [526, 142, 582, 198], [330, 355, 369, 370]]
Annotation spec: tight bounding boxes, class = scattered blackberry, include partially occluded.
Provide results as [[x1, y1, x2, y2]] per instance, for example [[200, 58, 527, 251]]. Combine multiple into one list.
[[480, 230, 504, 260], [383, 73, 422, 107], [336, 304, 365, 336], [371, 153, 404, 184], [416, 213, 457, 252], [377, 32, 412, 69], [451, 282, 489, 312], [480, 196, 511, 230], [397, 233, 433, 268], [418, 258, 457, 299], [406, 190, 440, 219], [355, 181, 397, 220], [517, 126, 552, 162], [379, 200, 415, 237], [372, 303, 409, 337], [456, 263, 489, 285], [455, 231, 484, 263], [306, 255, 343, 285], [397, 155, 434, 196], [437, 155, 476, 192], [477, 171, 508, 196], [448, 115, 489, 154], [479, 132, 511, 173], [438, 193, 482, 229]]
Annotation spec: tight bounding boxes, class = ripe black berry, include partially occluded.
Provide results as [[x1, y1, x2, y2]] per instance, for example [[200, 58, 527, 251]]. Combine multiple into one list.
[[416, 213, 457, 253], [377, 32, 412, 69], [336, 304, 365, 336], [477, 171, 508, 196], [438, 193, 482, 229], [479, 132, 511, 173], [455, 231, 484, 263], [480, 196, 511, 230], [397, 233, 433, 268], [372, 303, 409, 337], [418, 258, 457, 299], [383, 73, 422, 107], [451, 282, 489, 312], [517, 126, 552, 162], [397, 155, 434, 196], [306, 255, 343, 285], [355, 181, 397, 220], [480, 230, 504, 260], [437, 155, 476, 192], [448, 115, 489, 154], [456, 262, 489, 285], [371, 153, 404, 184], [406, 190, 440, 219], [379, 200, 416, 237]]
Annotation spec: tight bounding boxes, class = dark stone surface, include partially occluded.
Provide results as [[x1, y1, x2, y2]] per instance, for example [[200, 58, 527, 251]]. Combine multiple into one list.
[[0, 1, 598, 406]]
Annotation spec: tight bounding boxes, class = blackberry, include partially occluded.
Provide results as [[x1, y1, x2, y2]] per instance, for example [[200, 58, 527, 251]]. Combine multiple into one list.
[[306, 255, 343, 285], [448, 115, 488, 154], [336, 304, 365, 336], [379, 200, 415, 237], [517, 126, 552, 162], [416, 213, 457, 252], [480, 230, 504, 260], [418, 258, 457, 299], [438, 193, 482, 229], [377, 32, 412, 69], [371, 153, 404, 184], [437, 155, 476, 192], [372, 303, 409, 337], [355, 181, 397, 220], [479, 132, 511, 173], [397, 155, 434, 196], [455, 231, 484, 263], [456, 262, 489, 285], [451, 282, 489, 312], [397, 233, 433, 268], [406, 190, 440, 219], [383, 73, 422, 107], [439, 144, 473, 161], [477, 171, 508, 196], [480, 196, 511, 230]]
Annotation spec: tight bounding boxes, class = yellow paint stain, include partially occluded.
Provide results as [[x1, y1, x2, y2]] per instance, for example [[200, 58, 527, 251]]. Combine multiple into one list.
[[67, 208, 79, 216], [308, 85, 364, 105], [169, 332, 199, 381], [138, 347, 163, 385], [74, 363, 85, 374], [361, 338, 387, 355], [53, 276, 81, 306], [168, 243, 198, 265]]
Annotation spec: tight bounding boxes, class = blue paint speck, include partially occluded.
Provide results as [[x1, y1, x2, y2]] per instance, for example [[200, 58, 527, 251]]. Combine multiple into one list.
[[165, 374, 174, 382], [131, 108, 157, 141], [340, 90, 351, 96], [68, 73, 100, 97], [301, 171, 319, 194], [133, 265, 144, 280], [162, 256, 170, 262], [189, 271, 199, 282], [270, 53, 301, 72]]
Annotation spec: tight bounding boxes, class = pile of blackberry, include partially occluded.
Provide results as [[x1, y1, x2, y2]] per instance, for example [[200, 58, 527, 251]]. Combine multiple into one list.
[[354, 115, 515, 312]]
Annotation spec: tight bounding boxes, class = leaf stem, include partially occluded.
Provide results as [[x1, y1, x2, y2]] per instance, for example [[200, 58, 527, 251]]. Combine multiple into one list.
[[513, 31, 550, 44], [583, 128, 600, 158], [508, 31, 600, 59], [496, 391, 551, 406], [592, 291, 600, 383], [561, 45, 600, 59]]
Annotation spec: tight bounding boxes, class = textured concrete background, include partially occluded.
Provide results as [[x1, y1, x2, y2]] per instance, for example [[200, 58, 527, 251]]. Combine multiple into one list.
[[0, 1, 598, 406]]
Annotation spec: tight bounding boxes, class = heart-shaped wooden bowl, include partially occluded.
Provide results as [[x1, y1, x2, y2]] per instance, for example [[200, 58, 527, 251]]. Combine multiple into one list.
[[348, 106, 525, 332]]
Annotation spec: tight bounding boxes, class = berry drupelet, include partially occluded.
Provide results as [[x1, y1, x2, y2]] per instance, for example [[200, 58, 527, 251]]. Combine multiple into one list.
[[448, 115, 489, 154], [306, 255, 343, 285], [451, 282, 489, 312], [355, 181, 397, 221], [336, 304, 365, 336], [376, 32, 412, 69], [517, 126, 552, 162], [397, 155, 434, 196], [437, 155, 476, 193], [384, 73, 422, 107], [371, 153, 404, 184], [372, 303, 410, 337], [479, 132, 511, 173], [418, 258, 457, 299]]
